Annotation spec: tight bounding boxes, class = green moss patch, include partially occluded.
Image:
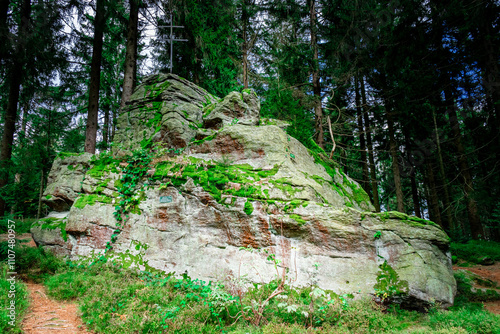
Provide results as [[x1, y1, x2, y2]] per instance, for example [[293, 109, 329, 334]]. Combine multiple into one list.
[[57, 152, 84, 159], [87, 155, 121, 178], [74, 194, 113, 209], [144, 79, 171, 99], [370, 211, 440, 228], [191, 133, 217, 146], [244, 200, 254, 215], [289, 214, 307, 226], [33, 217, 68, 242], [202, 102, 217, 117]]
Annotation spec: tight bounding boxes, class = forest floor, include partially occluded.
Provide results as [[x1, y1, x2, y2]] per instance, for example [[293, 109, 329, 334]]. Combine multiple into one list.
[[453, 262, 500, 315], [15, 262, 500, 333]]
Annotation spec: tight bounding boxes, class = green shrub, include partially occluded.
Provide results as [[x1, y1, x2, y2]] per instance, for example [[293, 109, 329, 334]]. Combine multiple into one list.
[[6, 245, 66, 281], [335, 299, 421, 333]]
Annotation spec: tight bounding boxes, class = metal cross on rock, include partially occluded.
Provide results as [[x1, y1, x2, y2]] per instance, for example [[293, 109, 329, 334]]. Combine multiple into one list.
[[159, 12, 188, 73]]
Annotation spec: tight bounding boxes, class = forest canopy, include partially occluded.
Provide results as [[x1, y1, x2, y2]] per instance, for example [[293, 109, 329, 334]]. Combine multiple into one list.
[[0, 0, 499, 241]]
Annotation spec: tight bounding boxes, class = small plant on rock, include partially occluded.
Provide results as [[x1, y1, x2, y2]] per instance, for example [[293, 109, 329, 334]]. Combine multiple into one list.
[[373, 261, 409, 306]]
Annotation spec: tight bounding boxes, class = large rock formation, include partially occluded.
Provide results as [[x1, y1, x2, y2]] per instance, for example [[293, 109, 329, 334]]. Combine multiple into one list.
[[34, 74, 456, 308]]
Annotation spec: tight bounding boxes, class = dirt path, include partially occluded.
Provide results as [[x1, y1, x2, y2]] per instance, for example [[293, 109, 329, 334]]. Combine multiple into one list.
[[22, 282, 92, 334], [454, 262, 500, 315], [455, 262, 500, 283]]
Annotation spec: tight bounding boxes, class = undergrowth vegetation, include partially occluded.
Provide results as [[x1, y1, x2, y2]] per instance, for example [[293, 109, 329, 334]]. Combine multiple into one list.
[[14, 243, 494, 334], [41, 260, 500, 333], [450, 240, 500, 264]]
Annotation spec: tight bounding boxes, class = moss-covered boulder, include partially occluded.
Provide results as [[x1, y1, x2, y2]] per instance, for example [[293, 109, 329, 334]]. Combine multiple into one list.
[[34, 74, 456, 309]]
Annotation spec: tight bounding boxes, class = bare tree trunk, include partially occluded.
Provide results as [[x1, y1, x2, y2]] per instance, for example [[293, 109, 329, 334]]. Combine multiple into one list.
[[477, 17, 500, 142], [403, 130, 421, 217], [85, 0, 106, 154], [36, 169, 44, 219], [425, 160, 442, 227], [21, 102, 29, 138], [11, 102, 30, 216], [432, 109, 453, 233], [111, 108, 117, 143], [309, 0, 323, 149], [0, 0, 30, 217], [385, 102, 404, 212], [0, 0, 9, 63], [361, 78, 380, 211], [355, 76, 370, 196], [445, 91, 483, 239], [409, 170, 421, 217], [120, 0, 139, 109], [242, 0, 248, 89], [103, 94, 110, 149]]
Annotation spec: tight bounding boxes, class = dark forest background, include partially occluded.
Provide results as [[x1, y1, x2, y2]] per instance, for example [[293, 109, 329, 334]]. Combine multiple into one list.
[[0, 0, 499, 241]]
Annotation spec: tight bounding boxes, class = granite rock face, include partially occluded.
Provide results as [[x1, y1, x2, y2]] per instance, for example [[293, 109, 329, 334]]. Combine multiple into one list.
[[34, 74, 456, 308]]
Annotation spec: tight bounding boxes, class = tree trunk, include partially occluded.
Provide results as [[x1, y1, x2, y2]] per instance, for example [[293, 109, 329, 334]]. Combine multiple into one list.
[[403, 130, 421, 217], [385, 102, 404, 212], [409, 168, 421, 217], [361, 78, 380, 211], [309, 0, 323, 149], [0, 0, 9, 63], [103, 92, 110, 149], [111, 108, 117, 143], [445, 90, 484, 239], [0, 0, 30, 218], [120, 0, 139, 109], [355, 76, 370, 195], [20, 101, 29, 139], [425, 159, 442, 227], [242, 0, 248, 89], [11, 102, 30, 216], [85, 0, 106, 154], [477, 15, 500, 141], [36, 169, 44, 219], [432, 108, 453, 233]]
